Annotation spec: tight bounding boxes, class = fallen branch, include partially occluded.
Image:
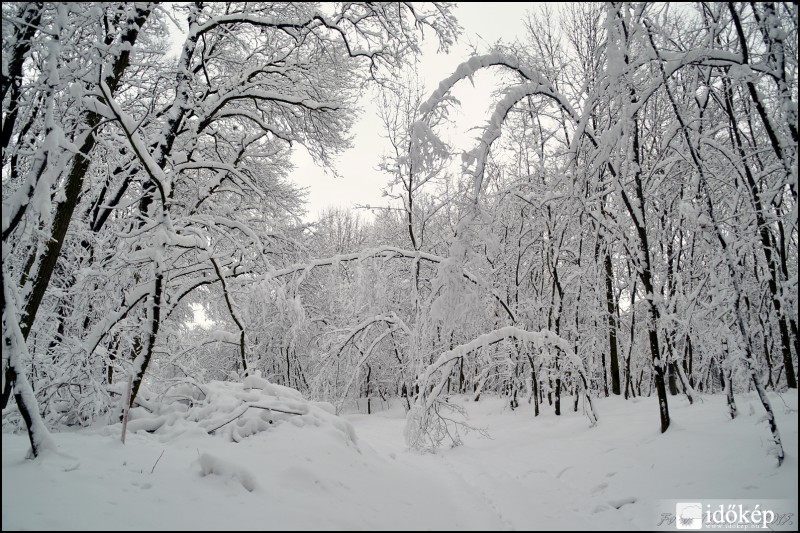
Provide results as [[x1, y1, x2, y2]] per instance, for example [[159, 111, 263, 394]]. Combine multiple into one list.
[[205, 403, 305, 434]]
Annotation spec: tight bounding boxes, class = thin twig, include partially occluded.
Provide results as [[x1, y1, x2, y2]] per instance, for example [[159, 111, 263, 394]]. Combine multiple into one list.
[[150, 449, 165, 474], [206, 404, 305, 434]]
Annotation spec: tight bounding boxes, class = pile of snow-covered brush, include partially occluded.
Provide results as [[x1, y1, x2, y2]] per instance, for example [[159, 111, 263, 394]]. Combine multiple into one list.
[[125, 372, 357, 445]]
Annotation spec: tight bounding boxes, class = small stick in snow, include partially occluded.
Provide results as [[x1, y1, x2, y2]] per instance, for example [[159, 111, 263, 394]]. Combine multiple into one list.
[[150, 449, 165, 474], [121, 376, 133, 445]]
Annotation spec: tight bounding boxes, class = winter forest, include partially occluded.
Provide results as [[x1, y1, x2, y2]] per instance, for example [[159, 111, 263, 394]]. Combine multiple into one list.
[[2, 2, 798, 530]]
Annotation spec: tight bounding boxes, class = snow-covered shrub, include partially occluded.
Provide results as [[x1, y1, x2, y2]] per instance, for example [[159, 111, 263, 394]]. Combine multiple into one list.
[[123, 372, 357, 446]]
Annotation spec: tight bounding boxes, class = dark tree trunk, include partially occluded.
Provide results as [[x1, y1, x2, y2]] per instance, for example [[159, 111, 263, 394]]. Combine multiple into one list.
[[18, 5, 153, 341], [605, 253, 621, 395], [721, 71, 797, 389]]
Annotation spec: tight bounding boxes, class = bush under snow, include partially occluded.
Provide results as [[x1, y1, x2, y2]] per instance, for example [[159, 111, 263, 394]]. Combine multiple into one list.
[[124, 372, 356, 446]]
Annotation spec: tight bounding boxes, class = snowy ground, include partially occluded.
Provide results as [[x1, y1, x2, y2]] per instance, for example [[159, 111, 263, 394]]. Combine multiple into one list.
[[3, 391, 797, 530]]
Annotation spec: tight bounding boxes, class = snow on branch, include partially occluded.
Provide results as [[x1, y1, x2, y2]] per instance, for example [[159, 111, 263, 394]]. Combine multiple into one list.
[[413, 54, 581, 199], [406, 326, 598, 449], [421, 326, 594, 409], [315, 312, 410, 372], [336, 328, 394, 414], [463, 83, 571, 197], [263, 246, 516, 323]]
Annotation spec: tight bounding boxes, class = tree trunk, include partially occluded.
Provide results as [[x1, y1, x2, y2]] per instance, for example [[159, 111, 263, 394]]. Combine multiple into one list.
[[18, 5, 153, 341], [605, 252, 621, 395]]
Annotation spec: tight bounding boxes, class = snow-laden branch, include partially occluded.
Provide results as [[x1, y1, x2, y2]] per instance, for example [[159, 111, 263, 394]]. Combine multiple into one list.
[[94, 81, 169, 205], [203, 88, 341, 116], [464, 84, 569, 197], [406, 325, 598, 449], [173, 161, 268, 202], [418, 54, 578, 118], [192, 12, 316, 38], [336, 328, 394, 414], [321, 312, 411, 365], [413, 54, 583, 199], [261, 246, 515, 323], [83, 283, 152, 357], [423, 327, 595, 412]]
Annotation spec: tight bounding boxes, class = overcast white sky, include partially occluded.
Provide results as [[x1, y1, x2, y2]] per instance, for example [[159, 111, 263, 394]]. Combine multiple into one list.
[[292, 2, 539, 221]]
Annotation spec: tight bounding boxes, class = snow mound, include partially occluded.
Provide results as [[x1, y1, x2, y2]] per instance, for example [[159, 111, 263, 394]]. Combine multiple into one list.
[[127, 375, 357, 446], [197, 453, 258, 492]]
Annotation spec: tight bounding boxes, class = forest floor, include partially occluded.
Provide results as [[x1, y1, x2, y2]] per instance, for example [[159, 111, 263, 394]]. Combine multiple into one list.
[[3, 390, 797, 530]]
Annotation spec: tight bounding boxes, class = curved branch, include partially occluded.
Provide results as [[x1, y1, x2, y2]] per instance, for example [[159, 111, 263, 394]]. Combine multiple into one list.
[[416, 326, 597, 426], [264, 246, 516, 323]]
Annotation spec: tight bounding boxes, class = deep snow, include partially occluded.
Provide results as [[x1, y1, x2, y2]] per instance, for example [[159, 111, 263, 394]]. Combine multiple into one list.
[[3, 390, 797, 530]]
